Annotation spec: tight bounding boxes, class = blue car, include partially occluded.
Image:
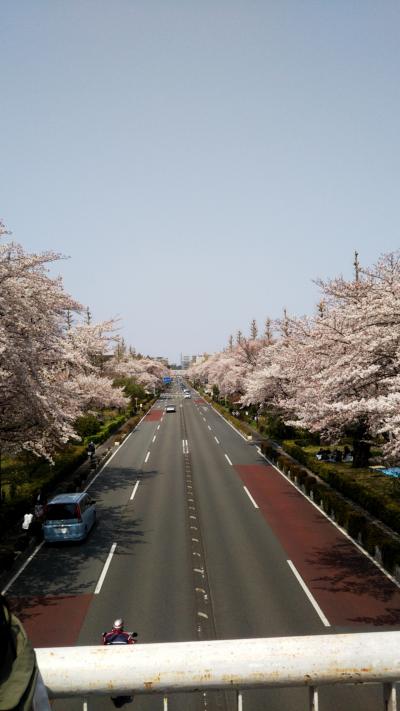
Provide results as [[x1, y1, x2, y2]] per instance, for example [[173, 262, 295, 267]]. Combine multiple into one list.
[[42, 492, 96, 543]]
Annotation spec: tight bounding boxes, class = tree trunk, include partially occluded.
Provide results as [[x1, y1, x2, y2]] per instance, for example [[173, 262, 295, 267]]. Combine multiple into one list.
[[352, 438, 371, 468]]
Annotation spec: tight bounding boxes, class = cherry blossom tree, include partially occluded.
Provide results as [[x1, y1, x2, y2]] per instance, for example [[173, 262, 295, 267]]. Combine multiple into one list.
[[0, 222, 126, 460], [107, 349, 169, 392], [189, 336, 264, 402], [0, 222, 82, 457], [242, 252, 400, 464], [64, 320, 128, 411]]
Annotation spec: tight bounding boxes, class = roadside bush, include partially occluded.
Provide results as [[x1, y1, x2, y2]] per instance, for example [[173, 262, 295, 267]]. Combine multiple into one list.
[[295, 469, 308, 486], [263, 414, 295, 441], [347, 511, 369, 541], [74, 414, 102, 438], [282, 441, 308, 466], [260, 442, 277, 462], [287, 463, 304, 480], [332, 497, 352, 528], [276, 455, 293, 474], [362, 521, 386, 558], [380, 538, 400, 572]]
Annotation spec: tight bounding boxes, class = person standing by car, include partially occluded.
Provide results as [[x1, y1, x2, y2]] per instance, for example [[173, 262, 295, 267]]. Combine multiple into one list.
[[21, 512, 33, 543]]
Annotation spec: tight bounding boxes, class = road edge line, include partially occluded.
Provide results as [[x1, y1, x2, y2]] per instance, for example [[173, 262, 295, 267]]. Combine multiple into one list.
[[243, 486, 259, 509], [287, 559, 331, 627]]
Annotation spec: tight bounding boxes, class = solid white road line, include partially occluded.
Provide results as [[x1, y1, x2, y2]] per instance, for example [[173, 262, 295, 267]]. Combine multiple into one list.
[[144, 451, 150, 463], [209, 403, 248, 441], [95, 543, 117, 595], [130, 481, 140, 501], [243, 486, 259, 509], [224, 453, 233, 466], [1, 542, 44, 595], [287, 560, 330, 627], [214, 436, 220, 444]]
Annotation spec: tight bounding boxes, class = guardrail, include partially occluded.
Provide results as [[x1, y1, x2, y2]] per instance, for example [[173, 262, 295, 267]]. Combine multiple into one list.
[[36, 631, 400, 709]]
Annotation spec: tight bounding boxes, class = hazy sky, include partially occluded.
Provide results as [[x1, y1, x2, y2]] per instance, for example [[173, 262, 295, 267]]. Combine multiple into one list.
[[1, 2, 400, 363]]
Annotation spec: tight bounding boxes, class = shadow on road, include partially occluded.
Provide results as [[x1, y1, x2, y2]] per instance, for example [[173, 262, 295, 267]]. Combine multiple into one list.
[[7, 465, 161, 600]]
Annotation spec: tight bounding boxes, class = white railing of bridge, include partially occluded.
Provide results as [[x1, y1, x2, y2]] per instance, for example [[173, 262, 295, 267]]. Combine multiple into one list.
[[36, 631, 400, 710]]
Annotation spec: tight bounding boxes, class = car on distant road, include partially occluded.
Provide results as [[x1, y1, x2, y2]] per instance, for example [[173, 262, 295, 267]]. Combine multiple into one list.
[[42, 492, 96, 543], [165, 404, 176, 413], [184, 393, 191, 399]]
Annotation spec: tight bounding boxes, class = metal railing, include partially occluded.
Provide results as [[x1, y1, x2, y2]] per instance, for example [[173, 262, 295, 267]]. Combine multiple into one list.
[[36, 631, 400, 709]]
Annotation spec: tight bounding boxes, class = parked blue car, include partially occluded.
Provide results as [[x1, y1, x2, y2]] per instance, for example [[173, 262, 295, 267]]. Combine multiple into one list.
[[42, 492, 96, 543]]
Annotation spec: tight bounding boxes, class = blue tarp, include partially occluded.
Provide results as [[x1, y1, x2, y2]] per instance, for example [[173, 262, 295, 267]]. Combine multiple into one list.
[[379, 467, 400, 478]]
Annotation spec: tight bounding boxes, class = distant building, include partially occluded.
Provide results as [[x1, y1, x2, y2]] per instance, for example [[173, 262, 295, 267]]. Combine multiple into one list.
[[154, 356, 169, 367], [181, 355, 191, 369], [181, 354, 209, 368]]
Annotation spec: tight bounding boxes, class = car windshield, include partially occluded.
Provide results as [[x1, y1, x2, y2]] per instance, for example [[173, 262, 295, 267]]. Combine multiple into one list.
[[45, 503, 79, 521]]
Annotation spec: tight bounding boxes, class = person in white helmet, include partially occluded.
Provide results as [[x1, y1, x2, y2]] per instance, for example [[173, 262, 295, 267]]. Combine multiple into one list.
[[102, 619, 136, 645], [102, 620, 137, 707]]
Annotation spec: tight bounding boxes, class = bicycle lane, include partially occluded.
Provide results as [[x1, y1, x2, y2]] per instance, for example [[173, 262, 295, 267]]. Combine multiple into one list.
[[235, 463, 400, 629]]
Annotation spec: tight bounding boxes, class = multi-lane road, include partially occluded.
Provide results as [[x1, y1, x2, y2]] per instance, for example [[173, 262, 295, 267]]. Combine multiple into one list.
[[4, 381, 400, 710]]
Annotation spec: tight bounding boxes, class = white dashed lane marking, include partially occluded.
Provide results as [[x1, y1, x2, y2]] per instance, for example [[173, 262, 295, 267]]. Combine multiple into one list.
[[95, 543, 117, 595], [130, 481, 140, 501]]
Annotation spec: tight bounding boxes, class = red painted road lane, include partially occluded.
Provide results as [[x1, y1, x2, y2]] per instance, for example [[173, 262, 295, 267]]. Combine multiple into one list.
[[144, 409, 163, 422], [235, 464, 400, 628], [194, 398, 206, 405], [9, 594, 93, 647]]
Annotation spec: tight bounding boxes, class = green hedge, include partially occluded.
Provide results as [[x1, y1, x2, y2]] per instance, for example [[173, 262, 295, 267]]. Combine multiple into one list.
[[86, 414, 127, 445]]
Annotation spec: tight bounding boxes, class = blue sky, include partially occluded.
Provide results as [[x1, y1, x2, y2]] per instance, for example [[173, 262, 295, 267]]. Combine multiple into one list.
[[1, 2, 400, 363]]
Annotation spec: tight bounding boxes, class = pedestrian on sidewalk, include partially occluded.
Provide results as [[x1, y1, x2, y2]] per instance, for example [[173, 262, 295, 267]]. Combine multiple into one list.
[[22, 513, 33, 541]]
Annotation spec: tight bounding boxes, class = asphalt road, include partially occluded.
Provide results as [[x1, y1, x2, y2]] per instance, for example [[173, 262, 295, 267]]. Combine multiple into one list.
[[5, 383, 400, 710]]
